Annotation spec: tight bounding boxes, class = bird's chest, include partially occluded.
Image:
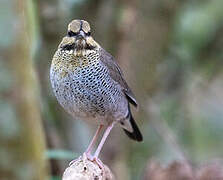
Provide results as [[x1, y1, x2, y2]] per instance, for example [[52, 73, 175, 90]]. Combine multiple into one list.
[[50, 50, 116, 118]]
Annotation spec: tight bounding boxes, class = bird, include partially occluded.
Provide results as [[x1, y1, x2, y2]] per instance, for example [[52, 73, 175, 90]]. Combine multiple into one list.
[[50, 19, 143, 167]]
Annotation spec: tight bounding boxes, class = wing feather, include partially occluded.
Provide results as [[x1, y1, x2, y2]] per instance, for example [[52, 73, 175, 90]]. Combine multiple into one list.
[[99, 48, 138, 107]]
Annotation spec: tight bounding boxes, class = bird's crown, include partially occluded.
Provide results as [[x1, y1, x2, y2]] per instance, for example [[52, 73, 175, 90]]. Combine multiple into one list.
[[58, 19, 100, 56]]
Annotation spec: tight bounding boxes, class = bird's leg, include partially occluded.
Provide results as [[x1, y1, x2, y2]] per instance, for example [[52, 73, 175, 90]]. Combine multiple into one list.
[[84, 124, 103, 159], [92, 122, 115, 168], [69, 125, 103, 166]]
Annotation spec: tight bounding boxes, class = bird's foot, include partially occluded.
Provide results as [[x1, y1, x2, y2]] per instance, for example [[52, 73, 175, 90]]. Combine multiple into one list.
[[83, 152, 104, 170], [69, 152, 92, 166], [92, 156, 105, 170], [83, 152, 93, 161], [69, 153, 105, 170]]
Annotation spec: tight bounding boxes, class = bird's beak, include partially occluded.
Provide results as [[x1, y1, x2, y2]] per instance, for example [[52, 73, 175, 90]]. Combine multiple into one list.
[[76, 30, 86, 40]]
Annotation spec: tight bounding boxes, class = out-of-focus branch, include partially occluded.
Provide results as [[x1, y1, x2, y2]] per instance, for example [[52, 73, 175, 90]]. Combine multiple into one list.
[[0, 0, 49, 179], [62, 155, 114, 180]]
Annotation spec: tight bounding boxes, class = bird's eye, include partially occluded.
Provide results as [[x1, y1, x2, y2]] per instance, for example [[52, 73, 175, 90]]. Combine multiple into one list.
[[86, 31, 91, 36], [68, 31, 78, 37]]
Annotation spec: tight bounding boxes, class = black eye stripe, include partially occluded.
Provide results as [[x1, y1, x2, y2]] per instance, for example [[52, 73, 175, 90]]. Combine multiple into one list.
[[68, 31, 78, 37], [86, 31, 91, 36]]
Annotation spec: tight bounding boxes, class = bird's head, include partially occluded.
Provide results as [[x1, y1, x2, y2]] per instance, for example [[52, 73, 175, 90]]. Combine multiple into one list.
[[59, 20, 100, 56]]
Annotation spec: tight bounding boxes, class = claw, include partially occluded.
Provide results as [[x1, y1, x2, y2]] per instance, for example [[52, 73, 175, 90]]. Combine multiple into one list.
[[92, 156, 105, 170], [69, 153, 105, 170], [83, 152, 94, 161], [84, 152, 105, 170]]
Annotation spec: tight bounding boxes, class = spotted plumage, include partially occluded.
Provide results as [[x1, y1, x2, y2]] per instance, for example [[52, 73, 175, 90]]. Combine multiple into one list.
[[50, 19, 142, 163]]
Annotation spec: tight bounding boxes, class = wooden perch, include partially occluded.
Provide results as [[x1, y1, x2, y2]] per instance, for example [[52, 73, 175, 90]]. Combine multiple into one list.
[[62, 155, 115, 180]]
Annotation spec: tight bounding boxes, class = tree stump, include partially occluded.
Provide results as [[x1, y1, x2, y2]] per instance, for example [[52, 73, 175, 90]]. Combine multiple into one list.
[[62, 155, 115, 180]]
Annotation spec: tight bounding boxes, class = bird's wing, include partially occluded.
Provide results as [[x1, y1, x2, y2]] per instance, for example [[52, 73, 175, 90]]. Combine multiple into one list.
[[99, 48, 138, 107]]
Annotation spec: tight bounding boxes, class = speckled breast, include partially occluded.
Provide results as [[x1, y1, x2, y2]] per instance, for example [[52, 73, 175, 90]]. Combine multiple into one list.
[[50, 49, 125, 123]]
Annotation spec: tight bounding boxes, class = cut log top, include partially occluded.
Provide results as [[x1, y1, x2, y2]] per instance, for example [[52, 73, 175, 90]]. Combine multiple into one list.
[[62, 155, 115, 180]]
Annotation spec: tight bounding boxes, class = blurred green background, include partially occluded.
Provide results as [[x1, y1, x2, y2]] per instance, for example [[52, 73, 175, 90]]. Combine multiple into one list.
[[1, 0, 223, 179]]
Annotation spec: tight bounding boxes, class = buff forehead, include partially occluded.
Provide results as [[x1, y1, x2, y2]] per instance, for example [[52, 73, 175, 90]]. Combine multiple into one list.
[[68, 20, 91, 33], [82, 20, 91, 33], [68, 20, 81, 33]]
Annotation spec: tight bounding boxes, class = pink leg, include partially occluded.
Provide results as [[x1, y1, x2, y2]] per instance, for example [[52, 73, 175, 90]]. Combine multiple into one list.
[[85, 125, 103, 154], [93, 122, 115, 158], [70, 125, 103, 166]]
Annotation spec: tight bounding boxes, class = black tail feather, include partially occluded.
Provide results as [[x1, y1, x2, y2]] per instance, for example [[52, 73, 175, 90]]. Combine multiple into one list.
[[123, 109, 143, 142]]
